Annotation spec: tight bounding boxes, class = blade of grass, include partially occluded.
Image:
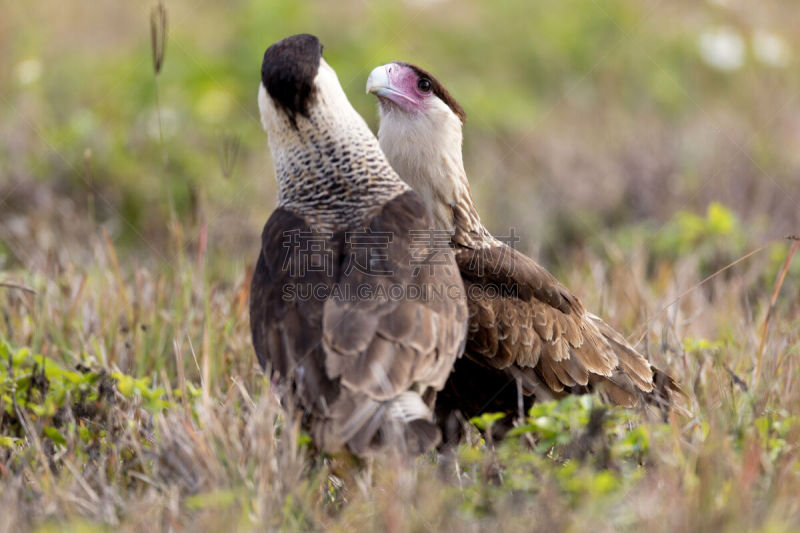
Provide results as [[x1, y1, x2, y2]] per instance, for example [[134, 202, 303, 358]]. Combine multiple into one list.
[[102, 228, 130, 325]]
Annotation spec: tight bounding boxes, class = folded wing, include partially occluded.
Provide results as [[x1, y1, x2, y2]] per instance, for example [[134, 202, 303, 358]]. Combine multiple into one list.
[[451, 242, 671, 412]]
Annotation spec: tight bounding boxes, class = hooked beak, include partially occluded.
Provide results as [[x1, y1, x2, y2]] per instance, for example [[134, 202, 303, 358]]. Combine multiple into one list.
[[366, 64, 417, 107]]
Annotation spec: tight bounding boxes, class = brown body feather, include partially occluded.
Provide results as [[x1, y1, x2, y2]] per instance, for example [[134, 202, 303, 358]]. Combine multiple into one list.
[[250, 192, 467, 455]]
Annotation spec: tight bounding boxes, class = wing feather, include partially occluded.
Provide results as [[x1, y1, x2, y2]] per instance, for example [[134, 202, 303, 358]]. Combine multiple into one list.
[[450, 241, 668, 417]]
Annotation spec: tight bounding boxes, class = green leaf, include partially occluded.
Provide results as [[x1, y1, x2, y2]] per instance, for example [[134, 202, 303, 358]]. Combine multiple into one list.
[[43, 426, 67, 446], [113, 373, 135, 397], [469, 412, 506, 431], [185, 489, 237, 510], [0, 436, 20, 448], [706, 202, 735, 235], [297, 431, 312, 447]]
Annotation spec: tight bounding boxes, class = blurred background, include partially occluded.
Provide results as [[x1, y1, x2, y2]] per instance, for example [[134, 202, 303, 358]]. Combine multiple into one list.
[[2, 0, 799, 298]]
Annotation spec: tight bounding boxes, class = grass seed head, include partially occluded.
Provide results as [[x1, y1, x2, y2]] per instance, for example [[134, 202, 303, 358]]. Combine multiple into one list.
[[150, 1, 167, 76], [217, 131, 241, 179]]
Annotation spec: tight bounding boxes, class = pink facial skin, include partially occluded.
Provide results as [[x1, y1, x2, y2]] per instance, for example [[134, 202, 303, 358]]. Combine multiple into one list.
[[375, 63, 433, 112]]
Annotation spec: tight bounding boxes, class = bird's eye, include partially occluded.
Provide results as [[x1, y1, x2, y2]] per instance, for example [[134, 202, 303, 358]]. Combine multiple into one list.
[[417, 78, 432, 93]]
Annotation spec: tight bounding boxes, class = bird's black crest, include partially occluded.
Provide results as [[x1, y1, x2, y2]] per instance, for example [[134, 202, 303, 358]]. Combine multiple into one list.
[[395, 61, 467, 124], [261, 34, 323, 126]]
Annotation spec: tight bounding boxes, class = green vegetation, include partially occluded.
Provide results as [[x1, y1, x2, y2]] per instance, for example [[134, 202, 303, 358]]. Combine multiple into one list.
[[1, 340, 166, 472], [2, 0, 800, 531]]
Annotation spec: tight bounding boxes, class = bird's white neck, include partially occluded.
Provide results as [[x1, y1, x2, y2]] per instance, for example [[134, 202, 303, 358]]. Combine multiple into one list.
[[376, 101, 494, 248], [258, 64, 409, 230]]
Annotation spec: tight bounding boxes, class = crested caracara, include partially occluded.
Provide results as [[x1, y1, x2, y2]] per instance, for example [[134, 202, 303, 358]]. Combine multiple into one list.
[[367, 61, 681, 438], [250, 37, 468, 456]]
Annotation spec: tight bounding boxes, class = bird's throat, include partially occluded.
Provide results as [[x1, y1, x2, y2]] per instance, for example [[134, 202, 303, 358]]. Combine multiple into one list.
[[377, 113, 493, 249]]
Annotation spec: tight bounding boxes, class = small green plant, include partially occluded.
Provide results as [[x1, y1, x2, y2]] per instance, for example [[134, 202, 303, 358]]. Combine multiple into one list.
[[683, 337, 725, 355], [0, 339, 169, 462], [654, 202, 746, 262], [458, 395, 666, 516], [508, 395, 655, 460], [468, 412, 507, 432]]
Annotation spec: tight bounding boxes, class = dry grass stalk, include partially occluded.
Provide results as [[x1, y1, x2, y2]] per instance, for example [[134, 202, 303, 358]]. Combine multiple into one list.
[[755, 236, 800, 384], [632, 239, 776, 346], [0, 281, 36, 295], [102, 228, 130, 319]]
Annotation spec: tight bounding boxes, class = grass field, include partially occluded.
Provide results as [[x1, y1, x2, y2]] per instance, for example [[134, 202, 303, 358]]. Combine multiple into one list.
[[2, 1, 800, 531]]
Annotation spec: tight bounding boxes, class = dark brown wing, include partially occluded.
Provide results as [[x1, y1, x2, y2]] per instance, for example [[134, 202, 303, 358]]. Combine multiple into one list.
[[250, 208, 339, 414], [452, 243, 656, 412], [250, 191, 467, 455]]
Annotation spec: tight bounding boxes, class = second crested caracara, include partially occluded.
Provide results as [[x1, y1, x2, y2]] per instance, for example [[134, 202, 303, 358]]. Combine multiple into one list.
[[250, 37, 467, 456], [367, 61, 680, 436]]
